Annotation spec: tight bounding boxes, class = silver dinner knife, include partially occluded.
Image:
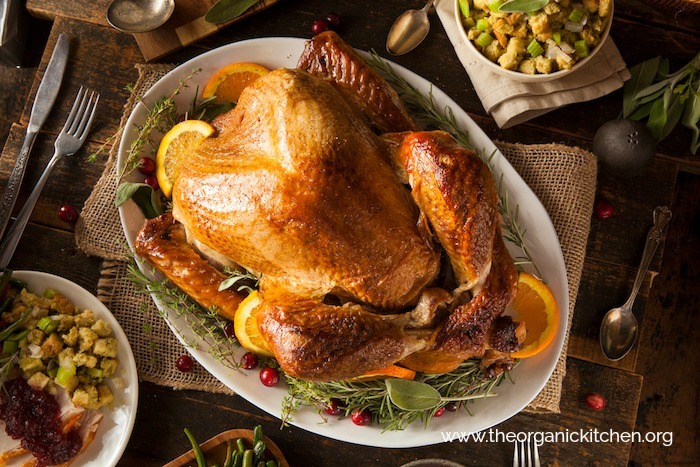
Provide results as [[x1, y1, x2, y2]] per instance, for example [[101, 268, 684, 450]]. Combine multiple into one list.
[[0, 33, 70, 237]]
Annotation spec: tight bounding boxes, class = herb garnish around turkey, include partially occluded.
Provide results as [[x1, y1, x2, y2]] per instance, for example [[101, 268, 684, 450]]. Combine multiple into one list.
[[126, 257, 242, 371], [283, 359, 508, 431]]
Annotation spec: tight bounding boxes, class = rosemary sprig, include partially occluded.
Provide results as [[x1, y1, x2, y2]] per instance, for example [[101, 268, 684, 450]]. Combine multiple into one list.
[[366, 52, 537, 271], [283, 359, 508, 431], [126, 257, 241, 371]]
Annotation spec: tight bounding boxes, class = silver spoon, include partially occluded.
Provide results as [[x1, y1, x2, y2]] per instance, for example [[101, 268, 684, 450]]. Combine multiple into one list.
[[600, 205, 671, 361], [106, 0, 175, 33], [386, 0, 435, 56]]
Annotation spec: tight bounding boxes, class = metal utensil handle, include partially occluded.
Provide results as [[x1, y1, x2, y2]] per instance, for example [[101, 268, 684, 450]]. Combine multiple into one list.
[[623, 206, 672, 309], [0, 132, 37, 236], [0, 152, 62, 269]]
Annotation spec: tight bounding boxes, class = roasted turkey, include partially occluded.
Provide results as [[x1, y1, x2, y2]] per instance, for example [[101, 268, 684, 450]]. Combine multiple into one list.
[[135, 32, 523, 381]]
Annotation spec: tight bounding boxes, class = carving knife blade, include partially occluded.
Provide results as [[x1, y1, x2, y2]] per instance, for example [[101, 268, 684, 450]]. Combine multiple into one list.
[[0, 33, 70, 238]]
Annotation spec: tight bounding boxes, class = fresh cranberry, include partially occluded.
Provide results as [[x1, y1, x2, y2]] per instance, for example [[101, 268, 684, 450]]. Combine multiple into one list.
[[326, 12, 341, 27], [595, 198, 614, 219], [445, 401, 459, 412], [144, 175, 159, 191], [584, 392, 606, 410], [260, 367, 280, 387], [350, 408, 371, 426], [312, 18, 329, 35], [240, 352, 259, 370], [324, 398, 343, 416], [137, 157, 156, 175], [58, 205, 79, 223], [176, 355, 194, 372], [223, 322, 235, 339], [434, 407, 446, 417]]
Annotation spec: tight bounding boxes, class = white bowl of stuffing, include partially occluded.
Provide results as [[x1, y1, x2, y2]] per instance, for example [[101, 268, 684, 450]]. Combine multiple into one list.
[[454, 0, 613, 82]]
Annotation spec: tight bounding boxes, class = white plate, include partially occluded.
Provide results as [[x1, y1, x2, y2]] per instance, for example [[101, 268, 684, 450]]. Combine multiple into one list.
[[3, 271, 138, 466], [117, 38, 568, 448]]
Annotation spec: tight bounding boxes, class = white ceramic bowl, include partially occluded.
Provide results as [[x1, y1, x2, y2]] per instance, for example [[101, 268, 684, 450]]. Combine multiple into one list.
[[454, 0, 613, 82]]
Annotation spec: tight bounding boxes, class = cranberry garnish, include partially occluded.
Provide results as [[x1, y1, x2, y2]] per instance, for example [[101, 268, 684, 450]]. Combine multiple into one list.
[[584, 392, 606, 410], [176, 355, 194, 372], [312, 18, 329, 35], [326, 12, 341, 27], [260, 367, 280, 387], [445, 401, 459, 412], [240, 352, 259, 370], [223, 322, 235, 339], [433, 407, 446, 417], [350, 408, 371, 426], [137, 157, 156, 175], [324, 398, 343, 416], [594, 198, 614, 219], [144, 175, 160, 191], [58, 205, 79, 223]]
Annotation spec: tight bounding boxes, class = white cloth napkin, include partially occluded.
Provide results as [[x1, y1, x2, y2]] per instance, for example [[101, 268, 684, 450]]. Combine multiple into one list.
[[434, 0, 631, 128]]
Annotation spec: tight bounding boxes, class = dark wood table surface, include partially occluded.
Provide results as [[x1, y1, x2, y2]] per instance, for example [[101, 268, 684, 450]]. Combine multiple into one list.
[[1, 0, 698, 465]]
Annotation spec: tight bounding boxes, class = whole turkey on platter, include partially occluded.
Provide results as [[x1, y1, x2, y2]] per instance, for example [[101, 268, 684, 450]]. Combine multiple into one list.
[[135, 31, 524, 381]]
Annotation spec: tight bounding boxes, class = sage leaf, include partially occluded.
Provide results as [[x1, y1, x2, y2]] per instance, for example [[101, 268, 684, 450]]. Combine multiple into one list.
[[205, 0, 261, 24], [386, 378, 441, 411], [115, 182, 163, 219], [498, 0, 549, 12], [647, 95, 667, 141], [681, 90, 700, 154], [628, 100, 654, 121], [623, 56, 660, 118], [633, 69, 690, 101], [658, 92, 684, 141], [115, 181, 142, 207]]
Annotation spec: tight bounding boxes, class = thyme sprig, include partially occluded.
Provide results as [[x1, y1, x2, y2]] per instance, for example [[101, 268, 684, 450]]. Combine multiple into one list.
[[283, 359, 508, 431], [366, 52, 537, 271], [126, 257, 241, 371]]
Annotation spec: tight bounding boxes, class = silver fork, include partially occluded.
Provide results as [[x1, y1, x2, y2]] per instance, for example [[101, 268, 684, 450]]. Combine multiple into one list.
[[0, 87, 99, 269], [513, 438, 541, 467]]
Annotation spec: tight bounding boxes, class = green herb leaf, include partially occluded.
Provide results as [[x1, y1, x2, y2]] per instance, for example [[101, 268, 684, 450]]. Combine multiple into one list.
[[658, 91, 685, 141], [647, 94, 668, 140], [205, 0, 261, 24], [386, 378, 441, 411], [681, 89, 700, 154], [628, 100, 655, 121], [498, 0, 549, 13], [623, 56, 660, 118], [115, 182, 163, 219]]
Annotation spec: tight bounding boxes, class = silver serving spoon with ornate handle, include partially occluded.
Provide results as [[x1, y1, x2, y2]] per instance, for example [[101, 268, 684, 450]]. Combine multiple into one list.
[[600, 206, 672, 361], [386, 0, 435, 56]]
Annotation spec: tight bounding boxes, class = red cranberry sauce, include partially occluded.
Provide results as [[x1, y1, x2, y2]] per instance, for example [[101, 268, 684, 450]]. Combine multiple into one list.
[[0, 378, 82, 466]]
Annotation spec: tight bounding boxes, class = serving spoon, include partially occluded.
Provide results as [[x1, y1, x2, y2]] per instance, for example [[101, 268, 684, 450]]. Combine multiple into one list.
[[386, 0, 435, 56], [106, 0, 175, 33], [599, 206, 671, 361]]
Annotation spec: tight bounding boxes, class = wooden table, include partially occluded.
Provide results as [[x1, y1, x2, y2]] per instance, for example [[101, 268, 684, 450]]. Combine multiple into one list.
[[1, 0, 698, 464]]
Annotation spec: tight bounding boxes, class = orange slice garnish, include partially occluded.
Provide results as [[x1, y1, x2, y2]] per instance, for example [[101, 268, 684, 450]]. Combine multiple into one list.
[[509, 272, 559, 358], [202, 62, 270, 104]]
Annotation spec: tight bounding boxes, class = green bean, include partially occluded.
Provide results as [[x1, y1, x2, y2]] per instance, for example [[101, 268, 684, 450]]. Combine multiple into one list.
[[253, 424, 263, 444], [223, 439, 235, 467], [231, 451, 242, 467], [265, 461, 277, 467], [183, 428, 207, 467], [242, 449, 253, 467], [252, 440, 266, 464], [237, 438, 246, 454]]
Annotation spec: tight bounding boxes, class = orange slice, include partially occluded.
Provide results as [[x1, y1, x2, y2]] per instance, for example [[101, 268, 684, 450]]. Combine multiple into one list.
[[155, 120, 215, 198], [233, 291, 274, 357], [354, 365, 417, 381], [202, 62, 271, 104], [509, 272, 559, 358]]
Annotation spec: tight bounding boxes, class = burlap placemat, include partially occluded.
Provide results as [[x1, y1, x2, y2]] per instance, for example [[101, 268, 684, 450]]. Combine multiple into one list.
[[75, 64, 597, 412]]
